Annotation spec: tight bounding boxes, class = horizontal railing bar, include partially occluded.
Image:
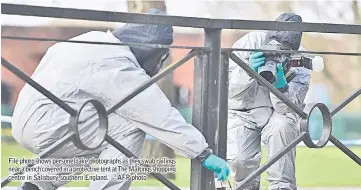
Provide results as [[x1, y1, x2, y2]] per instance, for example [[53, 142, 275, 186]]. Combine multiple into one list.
[[106, 50, 199, 115], [329, 135, 361, 166], [331, 88, 361, 116], [1, 115, 12, 123], [1, 132, 75, 187], [105, 135, 181, 190], [230, 53, 308, 119], [1, 57, 77, 116], [3, 35, 360, 56], [234, 133, 306, 190], [225, 48, 361, 57], [1, 36, 207, 50], [2, 4, 361, 34]]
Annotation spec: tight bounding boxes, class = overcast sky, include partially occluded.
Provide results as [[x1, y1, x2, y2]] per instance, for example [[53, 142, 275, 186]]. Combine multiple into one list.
[[2, 1, 360, 24], [1, 0, 360, 36]]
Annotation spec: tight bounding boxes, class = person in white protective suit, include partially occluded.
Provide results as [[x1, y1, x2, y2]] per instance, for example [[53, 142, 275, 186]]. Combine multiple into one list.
[[12, 9, 230, 190], [227, 13, 311, 190]]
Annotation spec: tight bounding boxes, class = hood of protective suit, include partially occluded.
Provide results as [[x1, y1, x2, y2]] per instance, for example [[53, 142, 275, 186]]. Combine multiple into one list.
[[112, 9, 174, 76], [264, 13, 303, 50]]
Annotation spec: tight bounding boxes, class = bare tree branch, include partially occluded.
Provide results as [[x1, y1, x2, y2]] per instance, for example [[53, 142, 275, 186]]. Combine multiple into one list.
[[127, 0, 166, 13]]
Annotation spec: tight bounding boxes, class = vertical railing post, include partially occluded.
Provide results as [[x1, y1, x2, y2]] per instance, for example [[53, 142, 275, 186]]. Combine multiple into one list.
[[190, 28, 222, 190], [214, 51, 229, 190], [216, 51, 229, 160], [190, 50, 211, 190]]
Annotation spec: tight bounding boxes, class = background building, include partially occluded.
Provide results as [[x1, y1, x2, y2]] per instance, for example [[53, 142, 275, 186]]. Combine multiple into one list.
[[1, 0, 361, 188]]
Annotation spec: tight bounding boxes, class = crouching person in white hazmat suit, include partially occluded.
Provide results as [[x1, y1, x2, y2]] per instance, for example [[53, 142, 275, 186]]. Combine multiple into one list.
[[12, 9, 230, 190], [227, 13, 311, 190]]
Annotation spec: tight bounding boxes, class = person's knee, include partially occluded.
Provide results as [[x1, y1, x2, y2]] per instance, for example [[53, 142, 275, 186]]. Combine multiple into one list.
[[268, 114, 299, 137], [235, 152, 261, 168], [273, 120, 294, 136], [229, 152, 262, 181]]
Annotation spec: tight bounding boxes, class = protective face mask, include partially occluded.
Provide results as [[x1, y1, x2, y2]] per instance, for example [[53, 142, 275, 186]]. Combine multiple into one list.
[[145, 51, 170, 77]]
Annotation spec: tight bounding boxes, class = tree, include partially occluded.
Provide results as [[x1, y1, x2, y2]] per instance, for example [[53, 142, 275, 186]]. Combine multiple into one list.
[[275, 1, 361, 110], [127, 0, 176, 106], [127, 0, 176, 179]]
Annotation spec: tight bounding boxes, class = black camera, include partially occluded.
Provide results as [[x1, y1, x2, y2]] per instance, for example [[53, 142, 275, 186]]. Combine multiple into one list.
[[258, 41, 315, 84]]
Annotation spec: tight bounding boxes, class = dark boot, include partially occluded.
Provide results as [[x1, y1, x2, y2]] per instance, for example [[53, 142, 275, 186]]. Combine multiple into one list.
[[17, 182, 40, 190]]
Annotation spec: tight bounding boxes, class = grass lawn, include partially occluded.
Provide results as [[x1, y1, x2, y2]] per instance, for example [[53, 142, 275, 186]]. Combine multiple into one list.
[[1, 142, 361, 188]]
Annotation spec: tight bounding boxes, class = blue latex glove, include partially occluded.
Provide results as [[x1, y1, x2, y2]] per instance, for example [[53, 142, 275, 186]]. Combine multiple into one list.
[[274, 63, 288, 89], [249, 52, 265, 72], [202, 154, 230, 181]]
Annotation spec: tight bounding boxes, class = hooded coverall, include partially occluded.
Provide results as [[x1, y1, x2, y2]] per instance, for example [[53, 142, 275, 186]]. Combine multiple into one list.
[[227, 31, 311, 190], [11, 18, 209, 190]]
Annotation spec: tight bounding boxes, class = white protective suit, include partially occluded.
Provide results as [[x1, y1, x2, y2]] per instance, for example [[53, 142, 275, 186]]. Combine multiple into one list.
[[12, 28, 209, 189], [227, 31, 311, 190]]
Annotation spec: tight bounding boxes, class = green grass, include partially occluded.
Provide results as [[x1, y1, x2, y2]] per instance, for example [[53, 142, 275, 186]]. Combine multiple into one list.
[[1, 142, 361, 188]]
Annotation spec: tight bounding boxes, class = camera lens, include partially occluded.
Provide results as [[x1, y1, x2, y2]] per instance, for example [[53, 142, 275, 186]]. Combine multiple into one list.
[[260, 71, 276, 83], [258, 59, 277, 84]]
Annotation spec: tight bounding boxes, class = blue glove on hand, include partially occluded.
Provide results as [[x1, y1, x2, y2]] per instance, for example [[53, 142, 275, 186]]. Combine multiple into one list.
[[202, 154, 230, 181], [274, 63, 287, 89], [249, 52, 265, 72]]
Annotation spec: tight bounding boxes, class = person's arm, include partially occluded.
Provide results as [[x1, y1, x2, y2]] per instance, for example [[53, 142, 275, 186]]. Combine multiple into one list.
[[229, 32, 266, 100], [118, 70, 230, 180], [77, 39, 230, 180], [110, 64, 209, 159], [270, 45, 311, 114], [270, 70, 310, 114]]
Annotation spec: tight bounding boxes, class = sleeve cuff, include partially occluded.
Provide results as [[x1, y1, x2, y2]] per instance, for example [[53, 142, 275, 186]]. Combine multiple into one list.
[[196, 147, 213, 163], [278, 84, 289, 93]]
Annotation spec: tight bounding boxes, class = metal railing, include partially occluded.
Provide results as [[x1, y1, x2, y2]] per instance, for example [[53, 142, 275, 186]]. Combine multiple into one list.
[[1, 3, 361, 190]]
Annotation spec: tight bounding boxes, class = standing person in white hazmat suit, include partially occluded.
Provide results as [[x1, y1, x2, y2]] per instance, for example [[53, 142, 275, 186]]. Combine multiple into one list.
[[12, 9, 230, 190], [227, 13, 311, 190]]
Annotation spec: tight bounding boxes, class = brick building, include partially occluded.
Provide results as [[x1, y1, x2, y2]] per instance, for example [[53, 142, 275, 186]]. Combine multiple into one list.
[[2, 24, 361, 142], [2, 24, 360, 112], [1, 24, 241, 107]]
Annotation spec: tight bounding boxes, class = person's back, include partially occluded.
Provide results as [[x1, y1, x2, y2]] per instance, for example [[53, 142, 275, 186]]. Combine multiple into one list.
[[13, 9, 230, 190], [12, 30, 142, 152], [228, 31, 275, 108], [228, 31, 274, 130]]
